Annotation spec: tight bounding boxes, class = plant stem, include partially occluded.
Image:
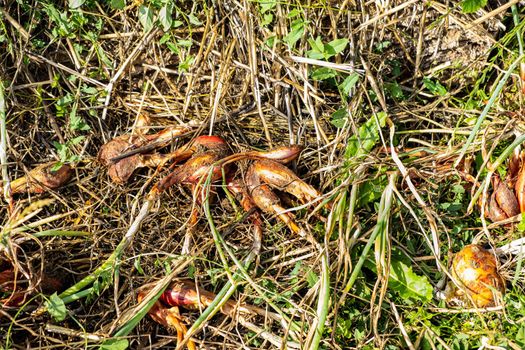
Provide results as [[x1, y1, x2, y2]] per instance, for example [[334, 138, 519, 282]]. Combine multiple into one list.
[[307, 250, 330, 350], [60, 199, 153, 298], [343, 172, 397, 294], [512, 5, 524, 56], [33, 199, 154, 318]]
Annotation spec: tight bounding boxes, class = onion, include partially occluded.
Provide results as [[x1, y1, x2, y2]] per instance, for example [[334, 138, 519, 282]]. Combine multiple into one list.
[[451, 244, 505, 307]]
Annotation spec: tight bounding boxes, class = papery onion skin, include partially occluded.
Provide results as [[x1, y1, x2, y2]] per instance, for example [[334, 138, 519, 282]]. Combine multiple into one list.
[[7, 162, 73, 194], [452, 244, 505, 308]]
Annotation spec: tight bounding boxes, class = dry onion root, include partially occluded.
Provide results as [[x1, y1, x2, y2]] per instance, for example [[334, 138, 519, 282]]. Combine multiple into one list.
[[0, 162, 70, 309], [0, 264, 63, 308], [2, 162, 73, 195], [450, 244, 505, 308]]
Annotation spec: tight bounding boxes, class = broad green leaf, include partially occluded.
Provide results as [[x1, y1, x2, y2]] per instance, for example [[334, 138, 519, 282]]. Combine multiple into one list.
[[306, 269, 319, 288], [364, 256, 432, 303], [80, 86, 98, 95], [357, 175, 387, 207], [339, 73, 360, 96], [166, 42, 179, 54], [518, 213, 525, 232], [375, 40, 391, 53], [423, 77, 447, 96], [388, 259, 433, 302], [178, 55, 195, 72], [188, 14, 202, 26], [70, 135, 85, 145], [345, 111, 387, 159], [52, 136, 84, 164], [69, 0, 85, 9], [331, 108, 348, 129], [308, 36, 324, 54], [173, 20, 183, 28], [46, 293, 67, 321], [261, 13, 273, 26], [100, 339, 129, 350], [311, 67, 337, 81], [177, 39, 192, 47], [287, 8, 300, 18], [306, 50, 324, 60], [56, 93, 74, 117], [138, 5, 153, 32], [43, 4, 73, 38], [50, 161, 65, 172], [291, 261, 302, 276], [264, 35, 276, 48], [53, 141, 67, 160], [159, 4, 173, 32], [306, 36, 325, 59], [283, 19, 305, 48], [69, 105, 91, 131], [260, 0, 276, 13], [110, 0, 125, 10], [159, 33, 170, 45], [516, 323, 525, 346], [385, 82, 404, 100], [325, 38, 348, 56], [461, 0, 487, 13]]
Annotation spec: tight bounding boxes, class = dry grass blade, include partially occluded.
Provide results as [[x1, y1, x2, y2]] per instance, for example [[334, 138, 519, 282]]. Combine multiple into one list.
[[0, 79, 10, 207]]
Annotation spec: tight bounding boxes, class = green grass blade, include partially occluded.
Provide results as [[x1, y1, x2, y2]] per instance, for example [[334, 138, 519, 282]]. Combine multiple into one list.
[[111, 285, 166, 338], [512, 5, 524, 56], [343, 172, 397, 294], [32, 230, 91, 238], [455, 55, 523, 167], [59, 199, 152, 299], [307, 251, 330, 350]]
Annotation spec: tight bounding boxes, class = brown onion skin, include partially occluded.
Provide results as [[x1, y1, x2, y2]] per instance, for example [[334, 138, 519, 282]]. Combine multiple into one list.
[[516, 163, 525, 212], [7, 162, 73, 195], [151, 136, 230, 195], [493, 177, 519, 217], [452, 244, 505, 308]]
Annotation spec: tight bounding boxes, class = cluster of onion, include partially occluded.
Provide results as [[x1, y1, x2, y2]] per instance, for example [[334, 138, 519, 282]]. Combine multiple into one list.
[[6, 124, 513, 312]]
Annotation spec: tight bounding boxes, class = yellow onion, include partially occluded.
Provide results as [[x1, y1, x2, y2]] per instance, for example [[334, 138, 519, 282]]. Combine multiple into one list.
[[451, 244, 505, 307]]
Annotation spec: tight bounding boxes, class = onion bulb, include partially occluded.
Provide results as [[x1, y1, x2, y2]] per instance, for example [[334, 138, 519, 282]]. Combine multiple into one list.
[[451, 244, 505, 307]]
